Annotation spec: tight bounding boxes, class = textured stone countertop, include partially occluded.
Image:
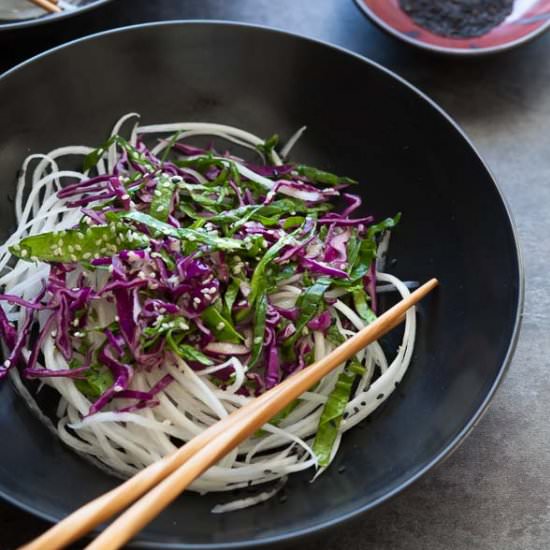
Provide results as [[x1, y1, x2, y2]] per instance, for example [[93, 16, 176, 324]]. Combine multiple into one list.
[[1, 1, 549, 548]]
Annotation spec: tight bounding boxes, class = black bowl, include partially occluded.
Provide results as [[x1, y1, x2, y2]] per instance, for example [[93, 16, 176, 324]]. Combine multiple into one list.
[[0, 0, 112, 31], [0, 22, 522, 548]]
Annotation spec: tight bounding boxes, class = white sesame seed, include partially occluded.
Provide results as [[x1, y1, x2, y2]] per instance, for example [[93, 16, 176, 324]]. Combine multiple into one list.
[[83, 253, 91, 259], [70, 255, 77, 262], [216, 322, 225, 331], [121, 194, 130, 200], [114, 315, 120, 322], [254, 336, 262, 344], [77, 233, 85, 240], [72, 287, 80, 292], [21, 249, 28, 257], [193, 297, 201, 304], [68, 245, 74, 253], [72, 319, 79, 327], [108, 264, 114, 272], [113, 385, 124, 392], [3, 360, 11, 368]]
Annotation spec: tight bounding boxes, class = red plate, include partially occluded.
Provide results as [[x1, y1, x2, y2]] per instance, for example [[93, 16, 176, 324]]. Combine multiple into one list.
[[354, 0, 550, 55]]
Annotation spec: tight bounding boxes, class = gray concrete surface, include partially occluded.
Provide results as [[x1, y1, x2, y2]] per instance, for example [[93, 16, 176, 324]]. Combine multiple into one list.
[[1, 0, 549, 548]]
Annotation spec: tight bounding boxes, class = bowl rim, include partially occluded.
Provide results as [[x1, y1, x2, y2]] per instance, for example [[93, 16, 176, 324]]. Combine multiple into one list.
[[0, 19, 525, 549], [0, 0, 112, 31], [353, 0, 550, 56]]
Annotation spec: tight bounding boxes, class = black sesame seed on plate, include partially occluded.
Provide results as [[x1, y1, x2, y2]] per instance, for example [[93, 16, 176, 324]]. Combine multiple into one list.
[[376, 394, 384, 400], [337, 465, 347, 474]]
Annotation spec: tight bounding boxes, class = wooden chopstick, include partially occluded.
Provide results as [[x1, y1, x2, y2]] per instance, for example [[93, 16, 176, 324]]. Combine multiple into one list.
[[21, 278, 438, 550], [27, 0, 61, 13]]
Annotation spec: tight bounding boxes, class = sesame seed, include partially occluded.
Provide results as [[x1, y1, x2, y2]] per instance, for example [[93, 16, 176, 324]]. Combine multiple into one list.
[[72, 319, 79, 327], [121, 194, 130, 200], [216, 322, 225, 331], [113, 385, 124, 392], [70, 255, 77, 262], [108, 265, 114, 272], [83, 253, 91, 259], [58, 239, 64, 246], [74, 245, 82, 251], [77, 233, 85, 240], [3, 360, 11, 368], [72, 287, 80, 292], [193, 297, 201, 304], [254, 336, 262, 344], [114, 315, 120, 322], [68, 245, 74, 253], [21, 249, 28, 257]]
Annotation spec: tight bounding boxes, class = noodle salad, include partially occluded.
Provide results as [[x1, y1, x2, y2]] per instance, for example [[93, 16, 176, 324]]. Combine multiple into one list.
[[0, 114, 415, 512]]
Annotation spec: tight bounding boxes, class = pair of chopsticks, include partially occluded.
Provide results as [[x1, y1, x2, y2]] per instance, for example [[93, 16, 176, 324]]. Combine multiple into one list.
[[27, 0, 61, 14], [21, 278, 438, 550]]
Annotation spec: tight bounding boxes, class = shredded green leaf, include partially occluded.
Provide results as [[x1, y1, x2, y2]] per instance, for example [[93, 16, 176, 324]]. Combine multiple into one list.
[[312, 370, 356, 467], [201, 304, 243, 344], [150, 175, 176, 222], [73, 361, 114, 399], [9, 223, 149, 263], [296, 164, 357, 186]]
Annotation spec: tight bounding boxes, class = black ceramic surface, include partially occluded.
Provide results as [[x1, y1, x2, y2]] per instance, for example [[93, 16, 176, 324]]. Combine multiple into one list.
[[0, 22, 521, 548], [0, 0, 112, 31]]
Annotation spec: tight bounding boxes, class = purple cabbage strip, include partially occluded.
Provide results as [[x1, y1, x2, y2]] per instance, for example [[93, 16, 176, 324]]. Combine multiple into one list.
[[307, 310, 332, 332], [24, 366, 89, 380], [300, 257, 348, 279], [57, 175, 111, 198], [0, 294, 45, 310], [340, 193, 362, 217], [25, 313, 56, 372], [366, 263, 378, 314], [0, 307, 17, 349], [265, 345, 281, 390], [88, 347, 134, 415]]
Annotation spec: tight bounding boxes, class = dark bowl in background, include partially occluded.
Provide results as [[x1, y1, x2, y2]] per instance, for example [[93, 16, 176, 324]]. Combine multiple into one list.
[[0, 22, 522, 548], [0, 0, 112, 31]]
